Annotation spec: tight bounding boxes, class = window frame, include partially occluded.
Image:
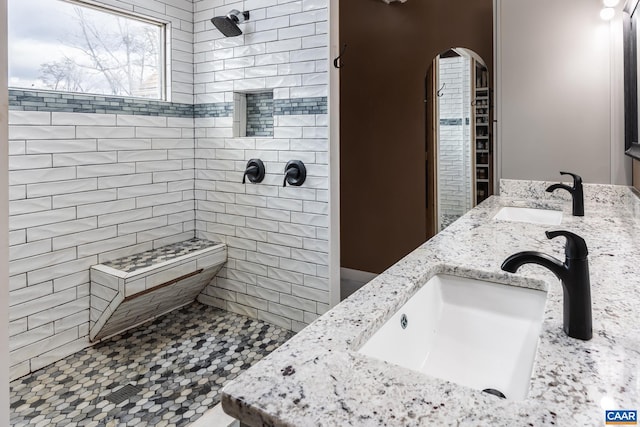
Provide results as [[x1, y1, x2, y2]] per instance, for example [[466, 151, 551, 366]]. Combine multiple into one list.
[[8, 0, 170, 101]]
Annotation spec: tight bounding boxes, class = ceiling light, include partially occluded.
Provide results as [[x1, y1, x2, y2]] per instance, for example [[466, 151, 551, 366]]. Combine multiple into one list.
[[600, 7, 616, 20], [603, 0, 620, 7]]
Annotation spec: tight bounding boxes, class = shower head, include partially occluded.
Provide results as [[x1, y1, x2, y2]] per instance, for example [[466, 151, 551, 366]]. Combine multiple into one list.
[[211, 10, 250, 37]]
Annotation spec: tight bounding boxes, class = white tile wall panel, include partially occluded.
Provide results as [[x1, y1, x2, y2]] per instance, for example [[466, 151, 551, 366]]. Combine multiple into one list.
[[246, 251, 279, 268], [118, 217, 168, 235], [9, 154, 53, 170], [29, 297, 91, 331], [53, 271, 90, 292], [290, 8, 327, 26], [302, 237, 327, 253], [9, 126, 76, 141], [280, 293, 316, 313], [268, 301, 303, 322], [76, 126, 135, 139], [10, 328, 78, 376], [78, 235, 139, 258], [9, 275, 27, 292], [279, 258, 316, 276], [9, 197, 52, 216], [9, 282, 54, 308], [257, 310, 290, 329], [98, 138, 152, 151], [267, 231, 303, 248], [10, 240, 53, 261], [10, 208, 77, 231], [267, 266, 303, 284], [301, 34, 326, 50], [53, 152, 118, 167], [53, 190, 117, 209], [9, 319, 28, 337], [9, 111, 51, 125], [54, 310, 89, 333], [135, 159, 184, 173], [8, 230, 26, 247], [9, 323, 55, 352], [9, 288, 78, 323], [9, 140, 26, 156], [227, 301, 258, 318], [27, 256, 98, 287], [255, 52, 290, 67], [116, 182, 168, 199], [291, 283, 328, 303], [77, 163, 137, 178], [29, 336, 87, 374], [151, 199, 192, 216], [117, 150, 168, 163], [97, 173, 153, 190], [27, 139, 97, 154], [246, 284, 279, 303], [236, 293, 269, 311], [10, 167, 76, 186], [52, 113, 116, 126], [135, 127, 183, 138]]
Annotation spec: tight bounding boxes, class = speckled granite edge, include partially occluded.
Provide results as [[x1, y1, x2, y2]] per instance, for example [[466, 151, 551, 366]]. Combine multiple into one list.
[[221, 182, 640, 427]]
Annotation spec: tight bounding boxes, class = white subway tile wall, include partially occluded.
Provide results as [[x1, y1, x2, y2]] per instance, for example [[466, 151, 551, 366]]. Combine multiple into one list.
[[8, 109, 195, 378], [437, 56, 473, 229], [8, 0, 329, 379], [194, 0, 328, 332], [6, 0, 196, 379]]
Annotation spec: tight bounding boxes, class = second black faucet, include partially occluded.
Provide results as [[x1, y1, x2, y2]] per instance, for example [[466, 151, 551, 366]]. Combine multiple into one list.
[[546, 171, 584, 216]]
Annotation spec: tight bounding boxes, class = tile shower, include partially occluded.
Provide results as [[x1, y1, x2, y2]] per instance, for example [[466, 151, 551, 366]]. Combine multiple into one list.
[[7, 0, 329, 423]]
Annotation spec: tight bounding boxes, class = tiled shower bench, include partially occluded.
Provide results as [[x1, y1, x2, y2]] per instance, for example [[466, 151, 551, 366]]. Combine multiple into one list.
[[89, 238, 227, 342]]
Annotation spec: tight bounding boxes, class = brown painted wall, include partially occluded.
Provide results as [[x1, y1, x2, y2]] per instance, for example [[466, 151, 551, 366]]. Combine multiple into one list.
[[340, 0, 493, 273]]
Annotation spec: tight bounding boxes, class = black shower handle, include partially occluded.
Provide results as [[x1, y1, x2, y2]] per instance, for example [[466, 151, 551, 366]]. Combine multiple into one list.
[[242, 159, 265, 184], [283, 160, 306, 187]]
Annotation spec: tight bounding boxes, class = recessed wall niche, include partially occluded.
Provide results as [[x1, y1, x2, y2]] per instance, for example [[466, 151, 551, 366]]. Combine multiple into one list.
[[233, 91, 274, 137]]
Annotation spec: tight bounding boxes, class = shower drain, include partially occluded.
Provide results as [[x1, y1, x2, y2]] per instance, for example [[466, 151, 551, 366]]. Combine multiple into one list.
[[105, 384, 142, 404]]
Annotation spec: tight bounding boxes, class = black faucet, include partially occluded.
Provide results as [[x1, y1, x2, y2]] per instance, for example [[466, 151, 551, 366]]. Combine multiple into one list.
[[501, 230, 592, 341], [546, 171, 584, 216]]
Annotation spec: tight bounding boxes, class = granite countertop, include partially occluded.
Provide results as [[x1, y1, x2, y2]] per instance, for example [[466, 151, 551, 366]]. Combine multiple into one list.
[[221, 180, 640, 426]]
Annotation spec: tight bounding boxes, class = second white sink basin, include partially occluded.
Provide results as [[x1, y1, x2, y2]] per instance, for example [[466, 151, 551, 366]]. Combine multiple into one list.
[[358, 274, 547, 400], [494, 206, 563, 225]]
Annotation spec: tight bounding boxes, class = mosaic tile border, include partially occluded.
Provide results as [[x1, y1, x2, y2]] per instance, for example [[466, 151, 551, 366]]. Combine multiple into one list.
[[193, 102, 234, 118], [9, 89, 194, 117], [10, 89, 327, 118], [440, 118, 470, 126], [246, 92, 274, 137], [273, 97, 327, 116]]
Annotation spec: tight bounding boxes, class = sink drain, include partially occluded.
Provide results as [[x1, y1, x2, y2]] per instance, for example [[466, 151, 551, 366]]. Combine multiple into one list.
[[400, 314, 408, 329]]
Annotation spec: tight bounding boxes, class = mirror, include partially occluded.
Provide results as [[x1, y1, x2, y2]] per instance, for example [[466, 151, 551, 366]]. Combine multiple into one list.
[[624, 0, 640, 159], [426, 48, 493, 233]]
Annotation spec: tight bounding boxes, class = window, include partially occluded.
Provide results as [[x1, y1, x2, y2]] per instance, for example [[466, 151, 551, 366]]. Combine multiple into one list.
[[8, 0, 165, 100]]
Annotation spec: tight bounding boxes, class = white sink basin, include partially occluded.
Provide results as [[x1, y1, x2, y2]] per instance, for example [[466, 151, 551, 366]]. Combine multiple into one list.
[[494, 206, 563, 225], [358, 274, 547, 400]]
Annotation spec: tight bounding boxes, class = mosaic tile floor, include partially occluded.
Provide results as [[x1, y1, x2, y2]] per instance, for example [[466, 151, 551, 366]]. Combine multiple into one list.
[[10, 303, 294, 427]]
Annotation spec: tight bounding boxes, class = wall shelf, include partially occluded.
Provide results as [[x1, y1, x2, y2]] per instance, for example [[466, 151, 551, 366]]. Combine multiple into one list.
[[473, 62, 493, 205]]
